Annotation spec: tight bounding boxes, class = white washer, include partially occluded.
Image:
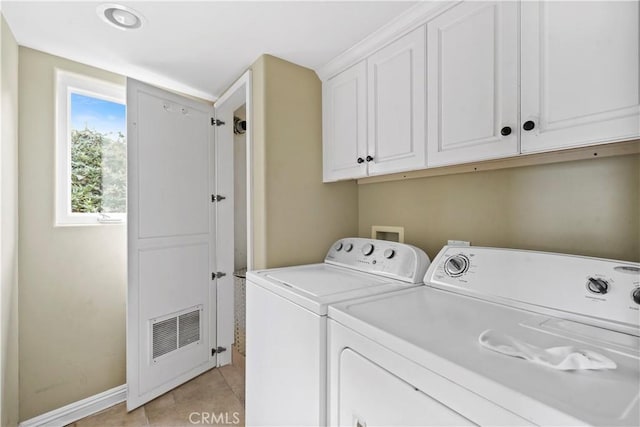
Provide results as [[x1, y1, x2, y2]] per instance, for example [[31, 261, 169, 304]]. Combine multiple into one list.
[[328, 246, 640, 426], [245, 237, 430, 427]]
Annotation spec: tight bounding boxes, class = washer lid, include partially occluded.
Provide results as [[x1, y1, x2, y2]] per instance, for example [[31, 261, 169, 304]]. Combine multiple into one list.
[[329, 286, 640, 426], [248, 264, 416, 315], [265, 265, 390, 297]]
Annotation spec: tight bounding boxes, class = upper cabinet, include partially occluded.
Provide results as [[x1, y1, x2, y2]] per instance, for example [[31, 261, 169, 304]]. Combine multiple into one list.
[[320, 0, 640, 182], [367, 26, 427, 176], [322, 61, 368, 181], [426, 1, 519, 167], [520, 1, 640, 153], [323, 27, 427, 182]]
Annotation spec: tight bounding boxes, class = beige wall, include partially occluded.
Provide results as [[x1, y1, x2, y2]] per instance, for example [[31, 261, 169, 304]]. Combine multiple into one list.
[[359, 154, 640, 262], [251, 55, 358, 269], [1, 14, 20, 427], [18, 48, 127, 420]]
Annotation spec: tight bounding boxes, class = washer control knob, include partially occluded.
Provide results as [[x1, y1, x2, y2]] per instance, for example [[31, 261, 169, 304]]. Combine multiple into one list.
[[384, 249, 395, 259], [632, 288, 640, 304], [444, 255, 469, 277], [362, 243, 374, 256], [335, 242, 343, 251], [344, 243, 353, 252], [587, 277, 609, 295]]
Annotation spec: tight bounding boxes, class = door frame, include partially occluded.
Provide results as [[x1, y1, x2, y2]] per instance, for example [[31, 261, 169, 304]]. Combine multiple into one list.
[[213, 70, 253, 366]]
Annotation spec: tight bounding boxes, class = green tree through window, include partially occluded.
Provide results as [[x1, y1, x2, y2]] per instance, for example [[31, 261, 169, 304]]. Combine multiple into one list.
[[71, 128, 126, 213], [68, 91, 126, 216]]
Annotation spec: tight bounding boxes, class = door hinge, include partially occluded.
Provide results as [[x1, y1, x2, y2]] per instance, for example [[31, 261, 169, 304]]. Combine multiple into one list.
[[211, 346, 227, 356], [211, 118, 225, 126], [211, 194, 226, 202], [212, 272, 227, 280]]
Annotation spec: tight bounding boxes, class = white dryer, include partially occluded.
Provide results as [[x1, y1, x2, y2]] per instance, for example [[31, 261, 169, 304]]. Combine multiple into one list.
[[245, 238, 430, 427], [328, 246, 640, 426]]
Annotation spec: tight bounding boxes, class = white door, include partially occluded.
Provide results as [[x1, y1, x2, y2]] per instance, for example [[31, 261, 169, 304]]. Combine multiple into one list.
[[126, 79, 218, 410], [426, 1, 519, 167], [521, 0, 640, 153], [367, 26, 427, 176], [322, 61, 368, 182]]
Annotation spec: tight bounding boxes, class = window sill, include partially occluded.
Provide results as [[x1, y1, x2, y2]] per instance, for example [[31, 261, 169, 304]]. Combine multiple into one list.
[[55, 221, 126, 228]]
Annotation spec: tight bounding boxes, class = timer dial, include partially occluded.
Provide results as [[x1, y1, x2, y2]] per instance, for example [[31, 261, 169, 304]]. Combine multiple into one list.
[[444, 255, 469, 277], [586, 277, 609, 295], [632, 288, 640, 305]]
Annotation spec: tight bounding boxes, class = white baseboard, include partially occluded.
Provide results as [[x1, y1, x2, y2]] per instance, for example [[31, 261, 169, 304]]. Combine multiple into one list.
[[19, 384, 126, 427]]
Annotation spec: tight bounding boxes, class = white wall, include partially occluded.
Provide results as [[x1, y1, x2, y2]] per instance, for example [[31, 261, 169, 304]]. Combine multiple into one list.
[[1, 13, 20, 427]]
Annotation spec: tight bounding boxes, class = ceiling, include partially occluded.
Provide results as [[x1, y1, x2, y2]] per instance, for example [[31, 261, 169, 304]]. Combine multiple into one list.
[[2, 1, 417, 100]]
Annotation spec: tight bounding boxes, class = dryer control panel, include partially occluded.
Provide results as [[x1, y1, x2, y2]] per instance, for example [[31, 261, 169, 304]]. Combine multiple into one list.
[[325, 238, 430, 284], [426, 246, 640, 332]]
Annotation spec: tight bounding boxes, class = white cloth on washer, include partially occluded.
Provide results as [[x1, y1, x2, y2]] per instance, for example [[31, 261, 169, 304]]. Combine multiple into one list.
[[478, 329, 617, 371]]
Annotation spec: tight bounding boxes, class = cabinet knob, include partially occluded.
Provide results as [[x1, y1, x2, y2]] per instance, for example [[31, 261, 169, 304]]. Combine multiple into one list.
[[366, 155, 374, 162], [500, 126, 512, 136], [523, 121, 535, 131], [357, 157, 364, 164]]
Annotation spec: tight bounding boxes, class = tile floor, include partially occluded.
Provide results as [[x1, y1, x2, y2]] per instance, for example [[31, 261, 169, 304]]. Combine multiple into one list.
[[67, 356, 245, 427]]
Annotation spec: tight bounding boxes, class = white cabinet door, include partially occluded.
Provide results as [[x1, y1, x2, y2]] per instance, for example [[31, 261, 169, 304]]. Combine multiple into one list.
[[127, 79, 217, 410], [521, 1, 640, 153], [323, 61, 367, 182], [367, 26, 427, 176], [426, 1, 519, 167]]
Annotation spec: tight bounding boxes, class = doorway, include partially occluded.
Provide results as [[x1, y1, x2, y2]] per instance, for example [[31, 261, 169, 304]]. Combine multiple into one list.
[[126, 71, 252, 409], [233, 105, 248, 357], [213, 70, 253, 365]]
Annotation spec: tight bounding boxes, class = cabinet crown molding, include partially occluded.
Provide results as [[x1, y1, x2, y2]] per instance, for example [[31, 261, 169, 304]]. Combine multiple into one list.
[[315, 1, 459, 81]]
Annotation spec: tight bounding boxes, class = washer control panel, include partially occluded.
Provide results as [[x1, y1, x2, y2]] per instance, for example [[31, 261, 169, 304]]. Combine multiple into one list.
[[325, 238, 430, 284], [427, 246, 640, 330]]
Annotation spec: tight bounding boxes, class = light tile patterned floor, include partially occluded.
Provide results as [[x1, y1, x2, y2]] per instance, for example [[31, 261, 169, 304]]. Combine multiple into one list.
[[67, 359, 245, 427]]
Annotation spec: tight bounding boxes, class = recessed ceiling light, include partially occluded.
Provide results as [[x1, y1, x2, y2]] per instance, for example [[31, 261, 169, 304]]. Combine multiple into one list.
[[97, 4, 145, 31]]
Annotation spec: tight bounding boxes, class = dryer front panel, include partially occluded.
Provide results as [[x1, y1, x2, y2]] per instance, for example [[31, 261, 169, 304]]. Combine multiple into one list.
[[338, 348, 473, 426]]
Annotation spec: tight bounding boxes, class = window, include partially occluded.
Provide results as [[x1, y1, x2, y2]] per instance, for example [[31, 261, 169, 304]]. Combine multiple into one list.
[[56, 70, 126, 225]]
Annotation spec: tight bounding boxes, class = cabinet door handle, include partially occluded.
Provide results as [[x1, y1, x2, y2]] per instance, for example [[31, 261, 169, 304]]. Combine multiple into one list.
[[366, 155, 374, 162], [523, 120, 535, 131], [357, 157, 364, 164], [500, 126, 512, 136]]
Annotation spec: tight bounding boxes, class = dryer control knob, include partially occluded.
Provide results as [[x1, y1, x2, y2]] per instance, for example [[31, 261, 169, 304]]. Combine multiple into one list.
[[344, 243, 353, 252], [444, 255, 469, 277], [362, 243, 375, 256], [384, 249, 395, 259], [632, 288, 640, 304], [587, 277, 609, 295], [335, 242, 343, 251]]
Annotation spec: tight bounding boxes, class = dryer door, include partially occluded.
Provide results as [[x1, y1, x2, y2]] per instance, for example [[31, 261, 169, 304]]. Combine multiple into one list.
[[338, 349, 474, 426]]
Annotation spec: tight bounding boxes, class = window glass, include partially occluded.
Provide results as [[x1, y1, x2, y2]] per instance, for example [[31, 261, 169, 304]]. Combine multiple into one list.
[[69, 93, 126, 214]]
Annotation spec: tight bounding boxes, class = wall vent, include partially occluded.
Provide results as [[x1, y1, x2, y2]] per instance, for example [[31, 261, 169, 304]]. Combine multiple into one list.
[[178, 310, 200, 348], [151, 305, 202, 363], [152, 317, 178, 359]]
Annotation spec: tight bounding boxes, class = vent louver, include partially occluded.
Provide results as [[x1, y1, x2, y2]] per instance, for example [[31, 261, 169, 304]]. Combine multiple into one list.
[[179, 310, 200, 348], [152, 318, 177, 359], [151, 306, 202, 362]]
